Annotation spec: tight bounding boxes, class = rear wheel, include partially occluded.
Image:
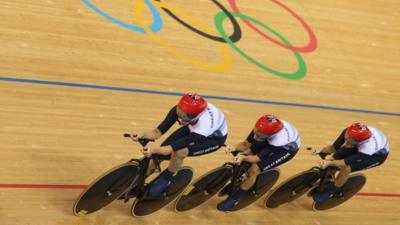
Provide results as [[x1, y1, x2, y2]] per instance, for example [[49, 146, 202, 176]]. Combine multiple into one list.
[[131, 167, 194, 217], [313, 174, 366, 211]]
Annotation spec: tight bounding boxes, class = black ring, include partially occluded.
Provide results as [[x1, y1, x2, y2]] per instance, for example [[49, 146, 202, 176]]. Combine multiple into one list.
[[156, 0, 242, 43]]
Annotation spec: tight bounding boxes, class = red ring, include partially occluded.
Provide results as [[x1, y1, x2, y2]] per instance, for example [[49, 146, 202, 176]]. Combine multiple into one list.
[[228, 0, 317, 52]]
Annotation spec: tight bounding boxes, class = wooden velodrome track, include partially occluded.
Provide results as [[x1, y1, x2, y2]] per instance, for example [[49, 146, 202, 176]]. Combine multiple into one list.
[[0, 0, 399, 224]]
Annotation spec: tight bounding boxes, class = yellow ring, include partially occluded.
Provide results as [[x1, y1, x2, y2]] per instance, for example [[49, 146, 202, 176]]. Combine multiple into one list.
[[133, 0, 232, 72]]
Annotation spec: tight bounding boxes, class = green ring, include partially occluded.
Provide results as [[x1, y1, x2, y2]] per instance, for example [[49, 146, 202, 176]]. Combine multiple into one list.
[[215, 12, 307, 79]]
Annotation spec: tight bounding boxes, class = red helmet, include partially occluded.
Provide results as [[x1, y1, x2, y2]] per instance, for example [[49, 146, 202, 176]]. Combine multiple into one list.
[[177, 93, 207, 121], [347, 123, 372, 142], [255, 114, 284, 137]]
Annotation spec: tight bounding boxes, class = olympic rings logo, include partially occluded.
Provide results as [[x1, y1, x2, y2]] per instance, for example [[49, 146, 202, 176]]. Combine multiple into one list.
[[81, 0, 318, 79]]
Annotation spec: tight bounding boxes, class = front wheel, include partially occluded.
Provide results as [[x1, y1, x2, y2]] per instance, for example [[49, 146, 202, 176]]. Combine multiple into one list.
[[73, 161, 140, 216], [175, 164, 233, 212], [227, 168, 280, 212], [265, 169, 320, 208]]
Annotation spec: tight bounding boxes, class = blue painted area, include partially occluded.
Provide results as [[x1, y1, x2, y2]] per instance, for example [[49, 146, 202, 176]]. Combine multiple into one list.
[[81, 0, 163, 33], [0, 76, 398, 117]]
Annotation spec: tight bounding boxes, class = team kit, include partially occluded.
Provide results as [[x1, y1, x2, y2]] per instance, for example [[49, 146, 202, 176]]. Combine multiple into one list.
[[73, 93, 389, 216]]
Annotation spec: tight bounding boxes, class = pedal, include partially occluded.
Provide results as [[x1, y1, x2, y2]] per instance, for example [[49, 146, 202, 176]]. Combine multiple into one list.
[[332, 190, 344, 199], [161, 191, 169, 199], [240, 173, 249, 181], [327, 175, 335, 183], [307, 186, 318, 197], [218, 183, 232, 197], [250, 190, 258, 197], [117, 187, 137, 202]]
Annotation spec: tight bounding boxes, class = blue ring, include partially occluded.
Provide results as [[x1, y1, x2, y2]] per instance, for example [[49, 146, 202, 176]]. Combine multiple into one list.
[[81, 0, 163, 33]]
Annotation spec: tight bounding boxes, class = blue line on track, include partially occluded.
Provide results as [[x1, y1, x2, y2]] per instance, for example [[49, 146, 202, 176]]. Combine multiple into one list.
[[0, 76, 398, 117]]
